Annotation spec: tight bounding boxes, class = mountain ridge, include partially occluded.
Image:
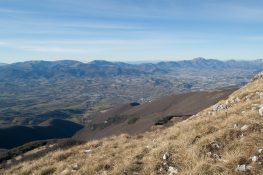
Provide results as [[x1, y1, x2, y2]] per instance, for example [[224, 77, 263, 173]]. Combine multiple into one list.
[[1, 58, 263, 80]]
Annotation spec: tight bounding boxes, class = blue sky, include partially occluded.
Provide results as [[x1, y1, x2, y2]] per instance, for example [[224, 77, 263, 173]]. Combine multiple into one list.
[[0, 0, 263, 63]]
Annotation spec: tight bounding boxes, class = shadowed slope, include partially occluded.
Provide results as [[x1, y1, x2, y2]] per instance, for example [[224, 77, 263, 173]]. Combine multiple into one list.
[[0, 119, 83, 149]]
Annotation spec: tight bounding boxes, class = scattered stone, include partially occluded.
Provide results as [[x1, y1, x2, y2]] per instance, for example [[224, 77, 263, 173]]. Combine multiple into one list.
[[206, 152, 220, 160], [15, 155, 23, 161], [235, 164, 248, 172], [72, 163, 79, 170], [241, 111, 246, 114], [60, 169, 70, 175], [234, 124, 240, 129], [49, 144, 55, 148], [253, 72, 263, 80], [168, 166, 178, 175], [213, 104, 227, 112], [259, 107, 263, 117], [163, 152, 170, 160], [84, 149, 92, 154], [241, 125, 249, 131], [234, 97, 241, 103], [258, 149, 263, 154], [6, 160, 12, 165], [206, 152, 212, 157], [252, 156, 258, 162], [211, 153, 220, 160], [211, 142, 220, 149]]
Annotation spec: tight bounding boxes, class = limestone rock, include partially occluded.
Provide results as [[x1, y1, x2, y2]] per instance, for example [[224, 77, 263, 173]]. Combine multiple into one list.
[[60, 169, 70, 175], [168, 166, 178, 175], [235, 164, 247, 172], [252, 156, 258, 162], [259, 107, 263, 117], [163, 152, 170, 160], [241, 125, 249, 131]]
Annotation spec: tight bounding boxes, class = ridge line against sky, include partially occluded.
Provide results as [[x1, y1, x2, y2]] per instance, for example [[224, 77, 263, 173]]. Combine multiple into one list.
[[0, 0, 263, 63]]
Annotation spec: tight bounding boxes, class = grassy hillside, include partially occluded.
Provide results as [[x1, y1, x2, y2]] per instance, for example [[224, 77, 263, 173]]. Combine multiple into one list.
[[1, 72, 263, 175]]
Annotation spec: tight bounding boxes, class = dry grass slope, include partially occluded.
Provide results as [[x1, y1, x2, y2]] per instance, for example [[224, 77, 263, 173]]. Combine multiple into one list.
[[1, 72, 263, 175]]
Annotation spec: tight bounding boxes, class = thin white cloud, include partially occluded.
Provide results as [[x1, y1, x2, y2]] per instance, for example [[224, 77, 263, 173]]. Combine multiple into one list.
[[0, 7, 34, 14]]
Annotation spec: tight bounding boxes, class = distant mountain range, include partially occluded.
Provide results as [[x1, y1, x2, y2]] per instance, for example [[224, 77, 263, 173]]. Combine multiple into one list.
[[0, 58, 263, 80]]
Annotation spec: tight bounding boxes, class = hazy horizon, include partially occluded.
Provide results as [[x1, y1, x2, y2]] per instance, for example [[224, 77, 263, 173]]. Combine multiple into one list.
[[1, 0, 263, 63], [1, 57, 263, 64]]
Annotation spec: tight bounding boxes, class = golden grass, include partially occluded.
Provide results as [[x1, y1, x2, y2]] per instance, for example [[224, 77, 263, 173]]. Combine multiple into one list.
[[1, 74, 263, 175]]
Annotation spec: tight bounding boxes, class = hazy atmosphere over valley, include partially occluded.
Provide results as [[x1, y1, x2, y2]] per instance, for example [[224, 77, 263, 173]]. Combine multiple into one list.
[[0, 1, 263, 175]]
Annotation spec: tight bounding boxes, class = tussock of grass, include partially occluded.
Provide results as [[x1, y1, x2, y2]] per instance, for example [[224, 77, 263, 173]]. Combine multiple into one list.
[[1, 73, 263, 175]]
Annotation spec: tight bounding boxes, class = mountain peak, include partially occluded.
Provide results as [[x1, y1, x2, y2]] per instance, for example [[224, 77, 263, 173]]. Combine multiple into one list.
[[193, 57, 207, 61], [88, 60, 114, 65]]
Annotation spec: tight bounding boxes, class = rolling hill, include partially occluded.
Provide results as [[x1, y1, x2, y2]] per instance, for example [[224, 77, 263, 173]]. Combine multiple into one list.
[[1, 71, 263, 174], [74, 89, 235, 141]]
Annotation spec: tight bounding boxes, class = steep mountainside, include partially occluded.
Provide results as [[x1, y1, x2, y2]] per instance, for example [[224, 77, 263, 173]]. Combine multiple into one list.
[[74, 89, 234, 141], [1, 72, 263, 175]]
